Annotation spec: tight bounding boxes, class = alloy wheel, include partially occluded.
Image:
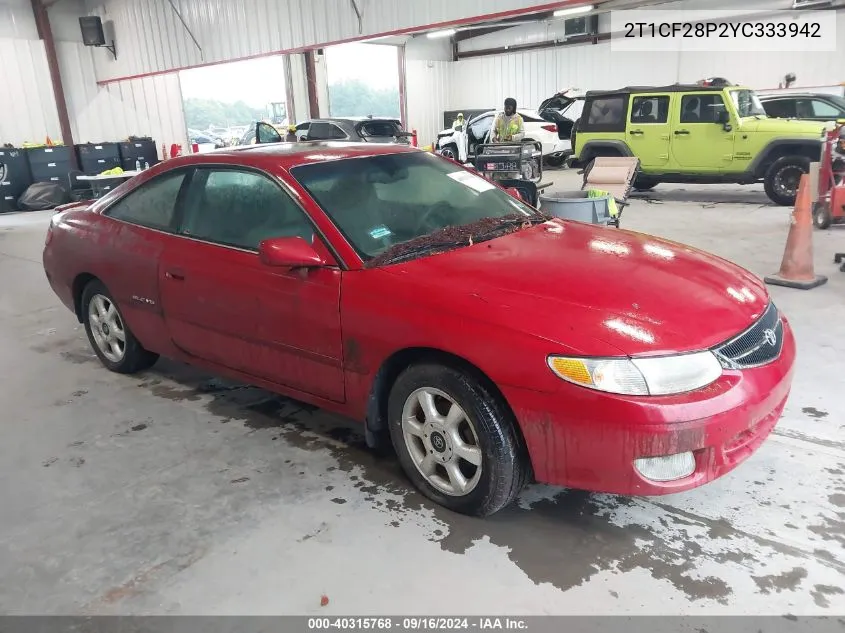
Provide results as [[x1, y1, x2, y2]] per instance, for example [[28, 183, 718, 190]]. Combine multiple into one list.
[[88, 294, 126, 363], [401, 387, 483, 496]]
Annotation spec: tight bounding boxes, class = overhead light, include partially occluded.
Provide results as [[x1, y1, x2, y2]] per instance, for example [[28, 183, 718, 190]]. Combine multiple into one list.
[[427, 28, 456, 39], [554, 4, 594, 17]]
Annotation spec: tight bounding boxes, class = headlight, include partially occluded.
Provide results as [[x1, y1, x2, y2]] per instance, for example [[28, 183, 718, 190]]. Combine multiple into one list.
[[547, 351, 723, 396]]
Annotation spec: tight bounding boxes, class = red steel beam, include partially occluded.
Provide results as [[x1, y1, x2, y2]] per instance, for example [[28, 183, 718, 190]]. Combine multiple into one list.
[[304, 50, 320, 118], [30, 0, 77, 165]]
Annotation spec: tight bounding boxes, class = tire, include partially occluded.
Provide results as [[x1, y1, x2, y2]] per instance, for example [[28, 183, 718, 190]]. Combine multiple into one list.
[[544, 155, 565, 168], [439, 143, 459, 161], [81, 280, 159, 374], [814, 204, 833, 230], [764, 156, 810, 207], [633, 176, 659, 191], [387, 363, 531, 517]]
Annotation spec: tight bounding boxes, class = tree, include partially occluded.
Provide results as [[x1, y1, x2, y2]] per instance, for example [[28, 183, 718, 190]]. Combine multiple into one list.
[[328, 80, 400, 118], [183, 98, 266, 130]]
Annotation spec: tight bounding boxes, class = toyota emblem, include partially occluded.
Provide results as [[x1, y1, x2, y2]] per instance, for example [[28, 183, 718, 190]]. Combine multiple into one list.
[[763, 328, 777, 346]]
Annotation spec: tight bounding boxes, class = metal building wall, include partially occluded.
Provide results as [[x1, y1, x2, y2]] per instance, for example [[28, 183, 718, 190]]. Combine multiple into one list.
[[0, 0, 37, 39], [0, 39, 63, 144], [85, 0, 576, 83], [406, 60, 453, 148], [449, 9, 845, 110], [57, 41, 188, 150]]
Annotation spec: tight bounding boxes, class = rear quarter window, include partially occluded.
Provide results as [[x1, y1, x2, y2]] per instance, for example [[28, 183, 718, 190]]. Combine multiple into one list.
[[580, 95, 629, 132], [359, 121, 401, 137]]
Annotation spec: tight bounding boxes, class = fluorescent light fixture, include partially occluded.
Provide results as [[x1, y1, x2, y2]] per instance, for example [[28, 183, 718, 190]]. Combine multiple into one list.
[[554, 4, 594, 17], [427, 28, 456, 39]]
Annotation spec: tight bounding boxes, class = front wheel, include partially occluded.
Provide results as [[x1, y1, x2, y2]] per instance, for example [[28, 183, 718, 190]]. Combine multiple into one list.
[[764, 156, 810, 207], [439, 143, 459, 161], [387, 364, 531, 517], [81, 280, 159, 374], [544, 155, 565, 168]]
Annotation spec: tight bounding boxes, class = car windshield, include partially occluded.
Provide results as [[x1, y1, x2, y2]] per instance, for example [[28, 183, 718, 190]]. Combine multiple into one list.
[[730, 89, 767, 117], [290, 151, 545, 265]]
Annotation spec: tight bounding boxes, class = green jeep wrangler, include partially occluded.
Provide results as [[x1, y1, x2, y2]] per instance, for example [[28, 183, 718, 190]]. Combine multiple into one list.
[[569, 84, 827, 206]]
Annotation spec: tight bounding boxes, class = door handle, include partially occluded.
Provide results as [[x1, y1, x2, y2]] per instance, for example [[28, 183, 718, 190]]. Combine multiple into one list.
[[165, 269, 185, 281], [674, 130, 690, 135], [630, 130, 644, 136]]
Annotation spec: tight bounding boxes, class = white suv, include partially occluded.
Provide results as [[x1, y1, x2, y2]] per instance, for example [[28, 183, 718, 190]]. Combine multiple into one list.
[[435, 91, 584, 167]]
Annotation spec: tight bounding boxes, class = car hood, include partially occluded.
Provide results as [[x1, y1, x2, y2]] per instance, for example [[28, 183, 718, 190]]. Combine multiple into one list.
[[379, 220, 770, 357], [743, 116, 826, 136]]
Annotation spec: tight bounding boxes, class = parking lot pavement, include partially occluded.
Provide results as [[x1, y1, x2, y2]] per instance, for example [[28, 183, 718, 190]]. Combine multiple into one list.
[[0, 198, 843, 615]]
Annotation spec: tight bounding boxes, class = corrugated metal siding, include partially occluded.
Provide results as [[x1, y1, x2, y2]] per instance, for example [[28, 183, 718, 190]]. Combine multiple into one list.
[[449, 10, 845, 110], [0, 0, 37, 39], [449, 44, 676, 110], [0, 39, 62, 145], [88, 0, 572, 82], [57, 41, 188, 150], [406, 60, 453, 147]]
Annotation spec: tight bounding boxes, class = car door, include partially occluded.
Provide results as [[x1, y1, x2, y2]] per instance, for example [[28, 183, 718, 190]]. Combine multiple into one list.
[[466, 114, 494, 159], [158, 166, 345, 402], [670, 92, 736, 171], [97, 168, 191, 339], [255, 122, 282, 144], [626, 94, 672, 168]]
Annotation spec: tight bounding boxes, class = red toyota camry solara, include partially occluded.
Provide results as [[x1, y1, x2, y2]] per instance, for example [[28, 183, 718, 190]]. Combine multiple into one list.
[[43, 142, 795, 517]]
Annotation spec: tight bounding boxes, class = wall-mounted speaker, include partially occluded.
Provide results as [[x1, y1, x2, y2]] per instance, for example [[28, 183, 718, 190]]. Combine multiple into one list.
[[79, 16, 106, 47]]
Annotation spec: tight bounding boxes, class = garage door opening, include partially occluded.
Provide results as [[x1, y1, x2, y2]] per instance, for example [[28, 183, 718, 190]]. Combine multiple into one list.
[[178, 55, 288, 148], [324, 42, 401, 119]]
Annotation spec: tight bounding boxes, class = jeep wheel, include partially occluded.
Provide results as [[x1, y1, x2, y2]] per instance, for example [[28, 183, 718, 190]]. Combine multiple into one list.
[[633, 176, 659, 191], [764, 156, 810, 206]]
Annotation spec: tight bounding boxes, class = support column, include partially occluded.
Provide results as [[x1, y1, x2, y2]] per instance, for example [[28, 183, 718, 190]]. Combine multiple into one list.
[[30, 0, 76, 166], [304, 50, 320, 119], [282, 54, 297, 124], [397, 45, 408, 130]]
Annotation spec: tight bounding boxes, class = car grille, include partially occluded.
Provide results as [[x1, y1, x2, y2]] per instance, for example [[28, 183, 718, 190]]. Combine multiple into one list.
[[712, 302, 783, 370]]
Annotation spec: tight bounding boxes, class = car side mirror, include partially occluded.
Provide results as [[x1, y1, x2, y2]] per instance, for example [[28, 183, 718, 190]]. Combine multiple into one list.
[[717, 110, 732, 131], [258, 237, 325, 268]]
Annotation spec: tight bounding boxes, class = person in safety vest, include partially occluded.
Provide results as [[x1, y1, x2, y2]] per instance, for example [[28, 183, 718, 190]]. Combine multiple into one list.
[[492, 97, 524, 142], [452, 112, 465, 130]]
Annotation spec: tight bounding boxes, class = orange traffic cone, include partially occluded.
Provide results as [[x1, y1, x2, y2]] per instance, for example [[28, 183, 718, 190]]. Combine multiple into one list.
[[764, 173, 828, 290]]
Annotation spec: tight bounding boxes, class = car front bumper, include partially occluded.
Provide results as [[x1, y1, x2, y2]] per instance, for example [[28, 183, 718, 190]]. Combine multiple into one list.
[[503, 317, 796, 496]]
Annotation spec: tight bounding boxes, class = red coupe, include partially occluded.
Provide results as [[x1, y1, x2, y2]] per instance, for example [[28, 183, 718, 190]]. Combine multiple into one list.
[[42, 142, 795, 517]]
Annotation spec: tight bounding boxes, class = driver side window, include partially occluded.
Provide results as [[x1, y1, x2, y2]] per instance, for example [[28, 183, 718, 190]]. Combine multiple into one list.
[[179, 168, 313, 250]]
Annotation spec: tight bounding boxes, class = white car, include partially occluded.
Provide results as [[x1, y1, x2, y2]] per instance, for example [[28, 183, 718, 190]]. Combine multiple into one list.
[[435, 92, 585, 167]]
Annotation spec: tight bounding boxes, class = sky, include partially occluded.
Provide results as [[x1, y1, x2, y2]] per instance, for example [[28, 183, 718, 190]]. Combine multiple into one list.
[[179, 43, 399, 107]]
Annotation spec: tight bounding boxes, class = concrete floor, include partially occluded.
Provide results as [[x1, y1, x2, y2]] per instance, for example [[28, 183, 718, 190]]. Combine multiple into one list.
[[1, 173, 843, 616]]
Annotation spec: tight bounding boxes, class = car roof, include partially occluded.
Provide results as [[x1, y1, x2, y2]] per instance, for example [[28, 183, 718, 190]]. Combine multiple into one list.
[[313, 117, 400, 123], [585, 84, 747, 97], [165, 141, 420, 170], [758, 93, 836, 100]]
